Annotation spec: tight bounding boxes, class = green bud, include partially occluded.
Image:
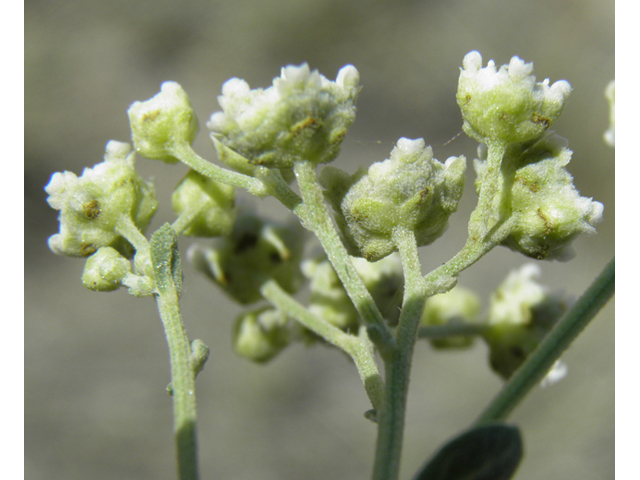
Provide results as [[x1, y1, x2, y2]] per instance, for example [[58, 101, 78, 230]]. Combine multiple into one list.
[[188, 210, 306, 304], [457, 51, 571, 146], [475, 134, 604, 260], [128, 82, 199, 163], [233, 307, 291, 363], [172, 169, 236, 237], [321, 138, 466, 261], [207, 63, 360, 168], [482, 264, 568, 380], [604, 80, 615, 147], [421, 286, 481, 349], [81, 246, 132, 291], [45, 141, 158, 257]]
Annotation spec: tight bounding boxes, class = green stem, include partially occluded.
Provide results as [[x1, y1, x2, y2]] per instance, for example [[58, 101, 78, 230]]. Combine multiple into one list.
[[469, 142, 507, 241], [293, 159, 395, 354], [151, 225, 199, 480], [372, 227, 428, 480], [476, 257, 615, 424], [170, 142, 304, 213], [260, 279, 384, 412]]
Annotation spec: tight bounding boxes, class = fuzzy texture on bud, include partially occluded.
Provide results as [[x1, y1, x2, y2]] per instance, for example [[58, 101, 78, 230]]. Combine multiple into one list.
[[172, 170, 236, 237], [188, 210, 307, 304], [457, 51, 571, 146], [207, 63, 360, 168], [482, 264, 568, 380], [128, 82, 199, 163], [474, 134, 603, 260], [45, 141, 158, 257], [81, 247, 132, 292], [321, 138, 466, 261]]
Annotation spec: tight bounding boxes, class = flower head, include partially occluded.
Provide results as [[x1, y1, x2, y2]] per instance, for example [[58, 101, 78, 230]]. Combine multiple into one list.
[[482, 264, 569, 380], [128, 82, 199, 163], [475, 134, 604, 260], [45, 141, 158, 257], [457, 51, 571, 145], [207, 63, 360, 168], [321, 138, 466, 261]]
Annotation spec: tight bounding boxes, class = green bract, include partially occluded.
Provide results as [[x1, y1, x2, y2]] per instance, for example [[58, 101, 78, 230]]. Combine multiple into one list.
[[188, 211, 306, 304], [421, 286, 481, 349], [207, 63, 360, 168], [482, 264, 568, 380], [45, 141, 158, 257], [457, 51, 571, 146], [172, 170, 236, 237], [81, 246, 132, 292], [128, 81, 199, 163], [475, 135, 604, 260], [321, 138, 466, 261], [233, 307, 292, 363]]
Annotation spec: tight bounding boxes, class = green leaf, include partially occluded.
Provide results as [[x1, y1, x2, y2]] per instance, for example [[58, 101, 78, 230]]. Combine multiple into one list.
[[150, 223, 182, 295], [412, 423, 523, 480]]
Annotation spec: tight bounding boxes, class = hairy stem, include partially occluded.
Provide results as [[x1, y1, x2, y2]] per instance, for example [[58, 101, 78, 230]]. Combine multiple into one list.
[[373, 227, 428, 480], [151, 225, 199, 480], [261, 279, 384, 412], [293, 159, 395, 354]]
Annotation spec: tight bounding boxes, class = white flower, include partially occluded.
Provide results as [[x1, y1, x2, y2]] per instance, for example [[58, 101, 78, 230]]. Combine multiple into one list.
[[207, 63, 360, 168], [457, 51, 572, 145]]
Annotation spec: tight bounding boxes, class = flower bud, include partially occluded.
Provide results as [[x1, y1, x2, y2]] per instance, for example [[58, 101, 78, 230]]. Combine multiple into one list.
[[45, 141, 158, 257], [421, 286, 481, 349], [475, 134, 604, 260], [233, 307, 291, 363], [171, 169, 236, 237], [482, 264, 568, 380], [188, 210, 307, 304], [128, 82, 199, 163], [81, 246, 132, 291], [207, 63, 360, 168], [321, 138, 466, 261], [457, 51, 571, 145]]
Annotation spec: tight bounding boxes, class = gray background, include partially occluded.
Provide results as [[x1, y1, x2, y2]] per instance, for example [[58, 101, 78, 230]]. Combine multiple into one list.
[[25, 1, 614, 479]]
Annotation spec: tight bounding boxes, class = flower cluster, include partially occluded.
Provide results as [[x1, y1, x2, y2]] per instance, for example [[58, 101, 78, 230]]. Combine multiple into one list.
[[482, 264, 568, 380], [321, 138, 466, 261], [457, 51, 571, 146], [474, 134, 604, 260], [45, 141, 158, 258], [207, 63, 360, 168]]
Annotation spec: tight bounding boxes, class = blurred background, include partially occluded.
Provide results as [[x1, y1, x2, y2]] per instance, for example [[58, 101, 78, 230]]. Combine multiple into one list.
[[25, 1, 614, 479]]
